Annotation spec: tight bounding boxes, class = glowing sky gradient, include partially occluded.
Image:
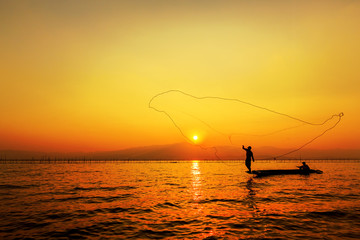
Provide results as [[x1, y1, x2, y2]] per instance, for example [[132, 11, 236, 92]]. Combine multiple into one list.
[[0, 1, 359, 152]]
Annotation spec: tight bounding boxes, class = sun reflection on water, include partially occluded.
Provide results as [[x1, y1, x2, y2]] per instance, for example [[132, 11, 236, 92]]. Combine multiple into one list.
[[191, 160, 202, 202]]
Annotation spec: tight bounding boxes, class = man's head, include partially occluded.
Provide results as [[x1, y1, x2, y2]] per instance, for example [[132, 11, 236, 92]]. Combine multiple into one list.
[[248, 146, 252, 149]]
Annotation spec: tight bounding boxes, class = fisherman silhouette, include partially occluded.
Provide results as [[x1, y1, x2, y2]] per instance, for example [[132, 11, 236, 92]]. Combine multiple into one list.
[[242, 145, 255, 173], [298, 162, 310, 173]]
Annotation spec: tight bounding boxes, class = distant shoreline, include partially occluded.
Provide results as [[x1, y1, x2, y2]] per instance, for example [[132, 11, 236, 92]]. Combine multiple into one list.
[[1, 142, 360, 162], [1, 159, 359, 164]]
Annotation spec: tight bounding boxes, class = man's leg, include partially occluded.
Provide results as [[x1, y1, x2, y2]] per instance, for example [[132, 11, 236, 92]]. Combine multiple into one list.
[[246, 160, 251, 172]]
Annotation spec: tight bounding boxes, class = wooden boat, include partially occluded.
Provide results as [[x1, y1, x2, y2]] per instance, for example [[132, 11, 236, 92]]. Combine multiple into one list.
[[250, 169, 323, 177]]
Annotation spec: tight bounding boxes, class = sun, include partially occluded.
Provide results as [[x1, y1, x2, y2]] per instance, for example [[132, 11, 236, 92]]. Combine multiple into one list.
[[193, 135, 198, 141]]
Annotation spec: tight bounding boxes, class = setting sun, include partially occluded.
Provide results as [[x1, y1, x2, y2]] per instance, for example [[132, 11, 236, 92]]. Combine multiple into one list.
[[193, 135, 198, 141]]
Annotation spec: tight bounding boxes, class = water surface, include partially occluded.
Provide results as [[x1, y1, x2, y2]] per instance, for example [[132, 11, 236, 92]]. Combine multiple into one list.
[[0, 161, 359, 239]]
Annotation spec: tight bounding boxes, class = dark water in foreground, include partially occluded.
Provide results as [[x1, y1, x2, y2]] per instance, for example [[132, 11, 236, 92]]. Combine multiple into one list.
[[0, 161, 359, 239]]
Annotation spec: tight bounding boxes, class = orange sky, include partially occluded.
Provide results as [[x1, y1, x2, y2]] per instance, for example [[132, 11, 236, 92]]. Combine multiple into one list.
[[0, 1, 359, 152]]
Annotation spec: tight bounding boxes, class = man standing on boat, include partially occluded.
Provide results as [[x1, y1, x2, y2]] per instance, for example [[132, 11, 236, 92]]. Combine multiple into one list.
[[242, 145, 255, 173]]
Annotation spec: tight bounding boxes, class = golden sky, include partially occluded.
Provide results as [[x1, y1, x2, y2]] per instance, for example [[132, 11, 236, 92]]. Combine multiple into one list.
[[0, 1, 359, 152]]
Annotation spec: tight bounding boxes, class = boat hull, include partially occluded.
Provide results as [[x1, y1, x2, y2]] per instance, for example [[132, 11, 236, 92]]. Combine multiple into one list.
[[251, 169, 323, 177]]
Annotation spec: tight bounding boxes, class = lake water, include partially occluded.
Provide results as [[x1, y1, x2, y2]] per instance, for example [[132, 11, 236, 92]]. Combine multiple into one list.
[[0, 161, 359, 239]]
